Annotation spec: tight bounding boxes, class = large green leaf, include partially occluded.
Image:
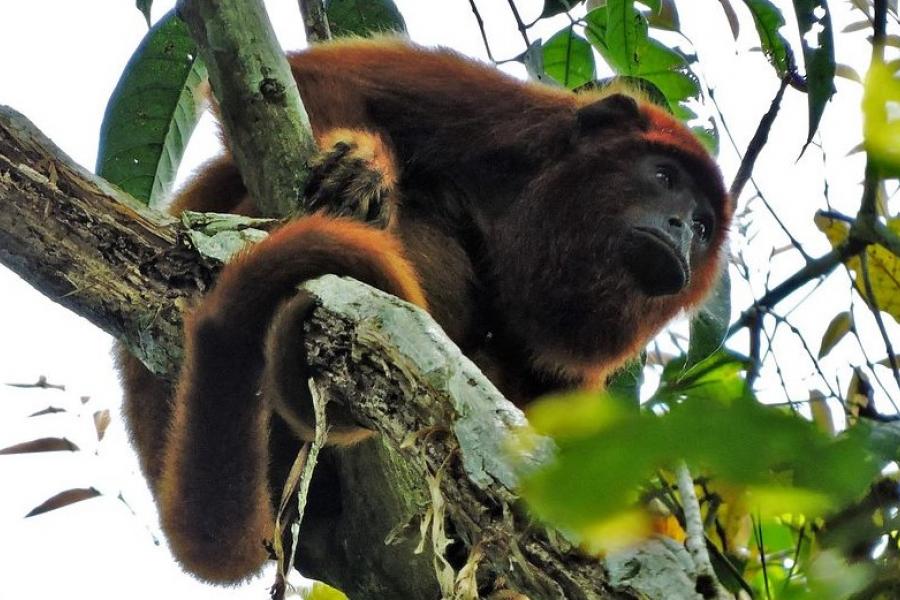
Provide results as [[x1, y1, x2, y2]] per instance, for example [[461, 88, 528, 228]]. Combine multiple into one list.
[[742, 0, 794, 77], [606, 355, 645, 409], [793, 0, 836, 149], [325, 0, 406, 37], [593, 0, 646, 75], [96, 10, 207, 207], [583, 3, 700, 114], [686, 267, 731, 368], [542, 28, 597, 89]]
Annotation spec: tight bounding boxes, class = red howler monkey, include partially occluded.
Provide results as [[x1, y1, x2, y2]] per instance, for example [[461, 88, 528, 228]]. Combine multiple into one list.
[[118, 39, 731, 584]]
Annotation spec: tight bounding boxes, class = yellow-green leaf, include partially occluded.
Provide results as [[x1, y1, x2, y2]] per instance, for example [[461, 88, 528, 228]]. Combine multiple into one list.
[[814, 213, 900, 323], [818, 311, 853, 358], [304, 582, 349, 600]]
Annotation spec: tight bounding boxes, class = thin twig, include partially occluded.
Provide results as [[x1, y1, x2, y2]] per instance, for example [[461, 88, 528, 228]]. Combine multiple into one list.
[[770, 313, 841, 401], [505, 0, 531, 47], [729, 76, 789, 202], [709, 85, 811, 261], [849, 296, 900, 410], [729, 238, 867, 336], [467, 0, 498, 63], [874, 0, 888, 47]]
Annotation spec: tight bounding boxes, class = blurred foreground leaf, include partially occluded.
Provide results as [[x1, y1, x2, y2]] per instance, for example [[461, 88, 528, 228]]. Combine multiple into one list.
[[518, 352, 877, 548]]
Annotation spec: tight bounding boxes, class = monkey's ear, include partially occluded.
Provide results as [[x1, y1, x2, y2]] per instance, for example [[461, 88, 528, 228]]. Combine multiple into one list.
[[576, 94, 642, 132]]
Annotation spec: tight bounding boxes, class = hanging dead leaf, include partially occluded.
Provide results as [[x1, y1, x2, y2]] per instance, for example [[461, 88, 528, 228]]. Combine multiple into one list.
[[93, 409, 111, 441], [846, 368, 873, 423], [0, 437, 79, 455], [716, 0, 740, 39], [28, 406, 67, 417], [25, 487, 101, 517], [818, 312, 854, 358], [809, 390, 837, 436]]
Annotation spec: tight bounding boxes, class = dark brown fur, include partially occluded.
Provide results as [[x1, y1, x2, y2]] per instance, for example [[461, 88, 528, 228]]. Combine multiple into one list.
[[118, 39, 731, 583]]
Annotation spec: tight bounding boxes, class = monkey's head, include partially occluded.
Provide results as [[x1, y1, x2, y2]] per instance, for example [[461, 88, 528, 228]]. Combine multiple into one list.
[[489, 93, 731, 383]]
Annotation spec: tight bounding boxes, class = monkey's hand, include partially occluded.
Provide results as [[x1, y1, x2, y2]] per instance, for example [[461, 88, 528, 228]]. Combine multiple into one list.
[[303, 129, 399, 229]]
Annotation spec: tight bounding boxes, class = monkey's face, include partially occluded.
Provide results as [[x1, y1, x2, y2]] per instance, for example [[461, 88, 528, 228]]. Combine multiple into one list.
[[620, 153, 718, 297], [487, 132, 729, 378]]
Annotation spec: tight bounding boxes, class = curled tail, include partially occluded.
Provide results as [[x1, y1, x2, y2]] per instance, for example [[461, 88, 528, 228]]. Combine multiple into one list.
[[157, 215, 426, 582]]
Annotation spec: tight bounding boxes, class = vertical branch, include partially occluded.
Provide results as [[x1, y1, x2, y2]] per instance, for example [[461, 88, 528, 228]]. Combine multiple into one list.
[[676, 463, 729, 600], [178, 0, 318, 218], [298, 0, 332, 43]]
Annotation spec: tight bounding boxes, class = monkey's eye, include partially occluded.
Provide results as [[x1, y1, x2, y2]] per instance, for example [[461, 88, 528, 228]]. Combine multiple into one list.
[[692, 218, 712, 242], [655, 165, 675, 189]]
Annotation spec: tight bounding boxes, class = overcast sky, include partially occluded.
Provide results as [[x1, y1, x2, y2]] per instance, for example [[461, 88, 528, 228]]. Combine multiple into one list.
[[0, 1, 893, 598]]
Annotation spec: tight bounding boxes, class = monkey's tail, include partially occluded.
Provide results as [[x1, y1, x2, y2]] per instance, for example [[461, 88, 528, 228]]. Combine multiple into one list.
[[157, 214, 425, 583]]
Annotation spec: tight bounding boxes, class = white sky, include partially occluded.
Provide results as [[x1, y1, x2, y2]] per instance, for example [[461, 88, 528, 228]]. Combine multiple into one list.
[[0, 1, 895, 598]]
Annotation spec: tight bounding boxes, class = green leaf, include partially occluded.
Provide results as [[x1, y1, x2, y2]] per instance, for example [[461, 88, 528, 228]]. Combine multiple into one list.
[[793, 0, 836, 150], [857, 420, 900, 463], [817, 311, 853, 358], [654, 350, 752, 408], [304, 582, 349, 600], [520, 386, 878, 540], [325, 0, 406, 37], [585, 3, 700, 113], [541, 0, 584, 18], [542, 28, 596, 89], [607, 355, 645, 409], [136, 0, 152, 27], [603, 0, 647, 75], [687, 268, 731, 368], [96, 10, 207, 208], [743, 0, 794, 76], [692, 121, 721, 155]]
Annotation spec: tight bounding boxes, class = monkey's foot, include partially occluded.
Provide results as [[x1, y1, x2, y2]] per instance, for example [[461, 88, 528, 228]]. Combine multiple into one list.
[[303, 129, 398, 229]]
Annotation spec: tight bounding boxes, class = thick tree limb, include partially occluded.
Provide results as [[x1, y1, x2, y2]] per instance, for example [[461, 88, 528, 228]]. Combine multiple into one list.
[[0, 105, 212, 375]]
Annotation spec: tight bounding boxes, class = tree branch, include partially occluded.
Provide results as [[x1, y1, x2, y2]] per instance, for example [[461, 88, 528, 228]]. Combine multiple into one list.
[[298, 0, 332, 43], [729, 75, 789, 202], [728, 237, 867, 337], [177, 0, 317, 217], [0, 105, 212, 375]]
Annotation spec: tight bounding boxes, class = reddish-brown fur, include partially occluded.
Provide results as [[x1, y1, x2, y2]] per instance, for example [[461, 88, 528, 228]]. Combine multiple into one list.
[[118, 38, 731, 583]]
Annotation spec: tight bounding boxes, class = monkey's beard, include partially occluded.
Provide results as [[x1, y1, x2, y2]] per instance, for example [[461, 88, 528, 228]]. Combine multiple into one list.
[[488, 226, 691, 385]]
